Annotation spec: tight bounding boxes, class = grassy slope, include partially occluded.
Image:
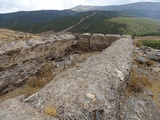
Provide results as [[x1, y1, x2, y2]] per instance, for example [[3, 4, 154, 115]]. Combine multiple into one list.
[[3, 11, 160, 35], [69, 12, 160, 35], [141, 40, 160, 49], [0, 10, 76, 30], [108, 17, 160, 35], [69, 11, 125, 34], [21, 11, 97, 33]]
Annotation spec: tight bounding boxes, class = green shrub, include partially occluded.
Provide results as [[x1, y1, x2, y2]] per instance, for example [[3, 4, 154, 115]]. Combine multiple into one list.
[[141, 40, 160, 49]]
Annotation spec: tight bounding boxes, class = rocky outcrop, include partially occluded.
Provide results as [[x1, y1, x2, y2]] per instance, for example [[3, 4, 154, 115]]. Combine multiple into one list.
[[0, 33, 135, 120], [0, 32, 160, 120], [0, 33, 123, 95], [0, 34, 75, 95], [22, 36, 133, 119], [120, 45, 160, 120], [77, 33, 120, 51], [77, 33, 91, 51], [0, 34, 75, 69]]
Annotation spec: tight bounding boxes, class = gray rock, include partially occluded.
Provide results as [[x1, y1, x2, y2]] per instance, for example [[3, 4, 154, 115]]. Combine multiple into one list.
[[24, 92, 39, 102], [58, 34, 75, 40], [147, 90, 154, 97], [64, 60, 72, 66], [50, 35, 62, 41], [135, 57, 148, 63], [152, 67, 160, 72], [128, 98, 144, 114], [43, 36, 56, 43], [106, 91, 116, 101], [26, 41, 33, 46], [133, 47, 140, 53], [148, 54, 160, 61], [77, 33, 91, 50], [141, 46, 152, 52], [137, 68, 148, 74], [114, 69, 124, 80], [156, 52, 160, 56], [137, 100, 145, 107], [0, 99, 48, 120]]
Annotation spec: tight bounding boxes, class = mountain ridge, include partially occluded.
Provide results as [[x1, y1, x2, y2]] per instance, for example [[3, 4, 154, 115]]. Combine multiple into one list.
[[0, 2, 160, 35], [71, 2, 160, 20], [71, 2, 160, 12], [0, 10, 76, 28]]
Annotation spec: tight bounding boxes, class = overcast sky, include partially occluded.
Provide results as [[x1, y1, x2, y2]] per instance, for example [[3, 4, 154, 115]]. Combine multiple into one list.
[[0, 0, 159, 13]]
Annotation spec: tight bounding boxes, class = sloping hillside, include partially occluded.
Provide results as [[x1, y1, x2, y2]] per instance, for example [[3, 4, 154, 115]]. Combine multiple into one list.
[[31, 11, 97, 33], [107, 17, 160, 35], [0, 10, 76, 31], [2, 10, 160, 36], [72, 2, 160, 20], [31, 11, 128, 34], [68, 12, 160, 35]]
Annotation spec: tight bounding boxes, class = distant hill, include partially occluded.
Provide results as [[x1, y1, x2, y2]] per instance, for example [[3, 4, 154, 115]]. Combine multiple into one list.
[[31, 11, 160, 35], [107, 17, 160, 35], [0, 10, 76, 29], [72, 2, 160, 20], [0, 2, 160, 36], [30, 11, 97, 33]]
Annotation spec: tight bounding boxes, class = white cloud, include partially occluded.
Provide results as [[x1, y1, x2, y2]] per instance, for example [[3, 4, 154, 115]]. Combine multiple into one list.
[[0, 0, 159, 13]]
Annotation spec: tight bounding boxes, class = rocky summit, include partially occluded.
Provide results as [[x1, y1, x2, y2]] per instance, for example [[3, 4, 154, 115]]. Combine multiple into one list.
[[0, 29, 159, 120]]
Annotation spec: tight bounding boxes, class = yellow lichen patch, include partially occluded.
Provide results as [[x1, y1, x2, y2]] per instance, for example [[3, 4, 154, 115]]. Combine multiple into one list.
[[44, 103, 57, 117]]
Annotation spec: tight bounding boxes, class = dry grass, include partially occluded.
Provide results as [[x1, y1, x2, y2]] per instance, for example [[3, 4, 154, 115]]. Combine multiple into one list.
[[0, 63, 54, 101], [147, 78, 160, 107], [133, 40, 143, 47], [126, 68, 152, 96], [0, 29, 39, 43], [44, 103, 57, 117], [146, 60, 155, 66], [135, 36, 160, 41]]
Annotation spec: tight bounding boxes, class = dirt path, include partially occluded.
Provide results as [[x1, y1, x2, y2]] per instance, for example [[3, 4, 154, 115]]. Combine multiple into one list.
[[60, 11, 98, 33]]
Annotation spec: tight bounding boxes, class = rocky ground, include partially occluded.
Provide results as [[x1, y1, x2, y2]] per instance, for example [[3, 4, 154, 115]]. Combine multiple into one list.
[[121, 45, 160, 120], [0, 30, 160, 120]]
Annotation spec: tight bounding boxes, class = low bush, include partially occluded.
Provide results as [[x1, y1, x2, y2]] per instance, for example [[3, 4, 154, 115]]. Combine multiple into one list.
[[141, 40, 160, 49]]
